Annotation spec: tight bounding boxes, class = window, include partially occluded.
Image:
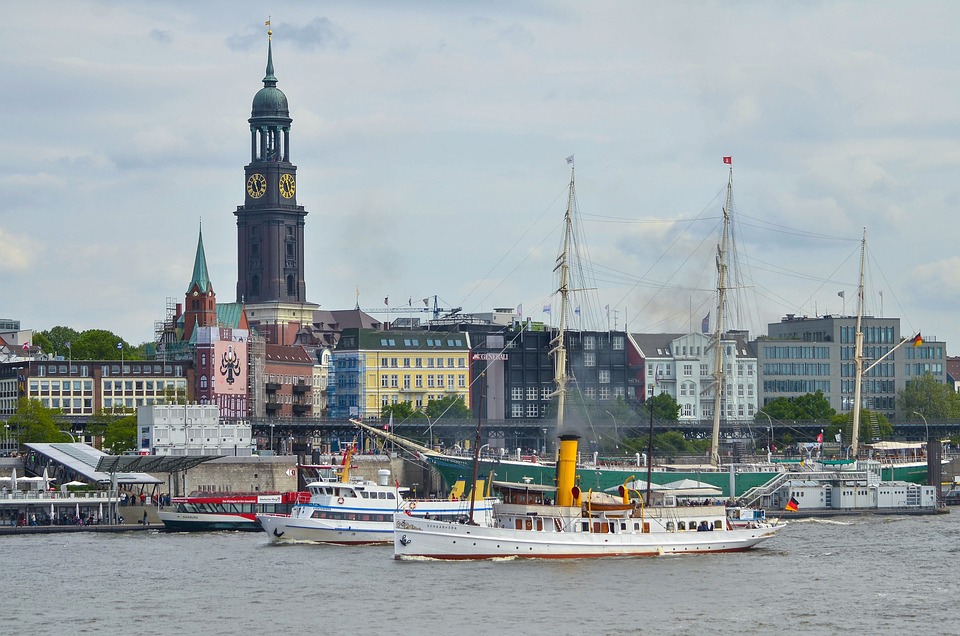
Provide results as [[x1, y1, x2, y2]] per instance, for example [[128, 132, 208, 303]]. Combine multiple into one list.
[[684, 364, 693, 376], [381, 376, 389, 388], [511, 387, 523, 400], [598, 370, 610, 384], [585, 352, 596, 367], [415, 375, 423, 388], [612, 336, 624, 350], [511, 403, 524, 417], [598, 387, 611, 400], [527, 386, 538, 400], [526, 404, 539, 417], [584, 336, 596, 350]]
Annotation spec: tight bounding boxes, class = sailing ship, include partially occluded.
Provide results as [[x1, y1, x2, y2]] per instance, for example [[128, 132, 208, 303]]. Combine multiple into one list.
[[391, 162, 784, 559]]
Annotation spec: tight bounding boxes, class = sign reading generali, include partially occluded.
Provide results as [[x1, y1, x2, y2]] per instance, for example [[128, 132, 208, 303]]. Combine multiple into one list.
[[472, 352, 508, 361]]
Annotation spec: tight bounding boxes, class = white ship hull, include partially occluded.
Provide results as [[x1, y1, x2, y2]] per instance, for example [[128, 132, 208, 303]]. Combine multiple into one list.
[[259, 499, 496, 545], [393, 513, 783, 560]]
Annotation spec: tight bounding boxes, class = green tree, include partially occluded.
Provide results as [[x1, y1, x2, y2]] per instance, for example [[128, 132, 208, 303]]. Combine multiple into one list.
[[424, 395, 471, 419], [642, 393, 680, 421], [830, 409, 893, 444], [36, 326, 81, 357], [381, 401, 424, 421], [898, 372, 960, 419], [6, 399, 71, 444], [102, 414, 137, 454], [75, 329, 137, 360], [757, 391, 835, 422]]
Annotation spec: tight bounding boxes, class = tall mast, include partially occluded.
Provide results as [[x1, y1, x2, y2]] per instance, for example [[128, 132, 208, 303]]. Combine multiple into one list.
[[850, 228, 867, 458], [710, 166, 733, 467], [551, 165, 575, 434]]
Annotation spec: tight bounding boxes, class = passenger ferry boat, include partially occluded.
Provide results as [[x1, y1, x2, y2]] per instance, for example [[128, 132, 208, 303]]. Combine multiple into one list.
[[257, 447, 497, 545], [158, 491, 309, 532]]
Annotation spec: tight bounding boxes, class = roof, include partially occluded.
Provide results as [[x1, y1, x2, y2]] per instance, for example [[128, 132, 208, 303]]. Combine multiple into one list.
[[94, 454, 221, 474], [265, 344, 314, 364], [25, 443, 164, 485], [186, 227, 212, 294], [336, 328, 470, 352], [217, 303, 246, 329]]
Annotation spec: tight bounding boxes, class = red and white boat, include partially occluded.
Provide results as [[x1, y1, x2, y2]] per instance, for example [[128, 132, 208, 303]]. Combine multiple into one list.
[[158, 490, 309, 532]]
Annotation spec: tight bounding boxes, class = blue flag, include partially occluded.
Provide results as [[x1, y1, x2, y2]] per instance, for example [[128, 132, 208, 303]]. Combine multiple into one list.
[[701, 312, 710, 333], [117, 342, 123, 350]]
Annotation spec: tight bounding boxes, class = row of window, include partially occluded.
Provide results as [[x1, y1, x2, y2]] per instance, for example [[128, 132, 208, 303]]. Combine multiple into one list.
[[32, 364, 185, 377], [762, 346, 831, 359], [376, 357, 467, 369], [378, 374, 467, 389]]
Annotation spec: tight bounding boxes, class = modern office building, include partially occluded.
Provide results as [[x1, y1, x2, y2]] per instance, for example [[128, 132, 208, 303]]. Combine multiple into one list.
[[757, 313, 947, 417]]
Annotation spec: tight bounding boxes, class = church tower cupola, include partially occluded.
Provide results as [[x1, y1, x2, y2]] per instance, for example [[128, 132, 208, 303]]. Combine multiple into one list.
[[235, 24, 309, 307]]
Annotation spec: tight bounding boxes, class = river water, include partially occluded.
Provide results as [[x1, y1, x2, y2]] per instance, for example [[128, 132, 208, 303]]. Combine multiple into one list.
[[5, 512, 959, 635]]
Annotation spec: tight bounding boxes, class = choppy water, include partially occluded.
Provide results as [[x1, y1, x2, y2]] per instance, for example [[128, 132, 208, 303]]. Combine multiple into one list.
[[5, 512, 960, 635]]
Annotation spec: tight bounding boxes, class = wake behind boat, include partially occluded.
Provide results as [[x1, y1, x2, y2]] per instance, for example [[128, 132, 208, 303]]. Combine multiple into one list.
[[257, 446, 497, 544]]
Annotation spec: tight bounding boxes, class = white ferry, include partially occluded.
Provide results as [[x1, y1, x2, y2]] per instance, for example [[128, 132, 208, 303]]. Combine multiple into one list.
[[257, 447, 496, 545]]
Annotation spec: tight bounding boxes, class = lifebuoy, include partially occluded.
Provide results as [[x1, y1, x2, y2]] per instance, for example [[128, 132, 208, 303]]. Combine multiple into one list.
[[337, 496, 344, 504], [409, 502, 417, 510]]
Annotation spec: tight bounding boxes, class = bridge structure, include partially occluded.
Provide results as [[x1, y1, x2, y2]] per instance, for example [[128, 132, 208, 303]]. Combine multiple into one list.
[[19, 415, 960, 455]]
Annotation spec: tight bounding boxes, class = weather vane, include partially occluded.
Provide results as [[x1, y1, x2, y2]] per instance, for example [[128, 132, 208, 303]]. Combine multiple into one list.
[[266, 16, 272, 41]]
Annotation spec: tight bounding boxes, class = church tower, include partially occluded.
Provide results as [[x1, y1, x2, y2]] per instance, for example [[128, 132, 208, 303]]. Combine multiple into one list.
[[235, 27, 316, 344], [183, 225, 217, 343]]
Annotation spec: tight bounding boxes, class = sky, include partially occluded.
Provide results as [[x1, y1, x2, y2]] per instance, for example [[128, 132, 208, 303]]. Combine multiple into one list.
[[3, 1, 960, 352]]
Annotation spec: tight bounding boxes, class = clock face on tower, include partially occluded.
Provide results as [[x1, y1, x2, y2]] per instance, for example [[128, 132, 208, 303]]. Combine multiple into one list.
[[279, 173, 296, 199], [246, 173, 267, 198]]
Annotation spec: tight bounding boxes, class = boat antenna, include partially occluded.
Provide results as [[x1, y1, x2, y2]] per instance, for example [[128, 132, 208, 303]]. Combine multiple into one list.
[[710, 163, 733, 468]]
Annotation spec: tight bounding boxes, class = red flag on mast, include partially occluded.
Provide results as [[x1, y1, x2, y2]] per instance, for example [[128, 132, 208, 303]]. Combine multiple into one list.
[[722, 156, 732, 164]]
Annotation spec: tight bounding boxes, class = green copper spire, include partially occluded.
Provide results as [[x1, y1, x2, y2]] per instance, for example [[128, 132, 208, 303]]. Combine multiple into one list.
[[263, 35, 277, 87], [188, 224, 213, 294]]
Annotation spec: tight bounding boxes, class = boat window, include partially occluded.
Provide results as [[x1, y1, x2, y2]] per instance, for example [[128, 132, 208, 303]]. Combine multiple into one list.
[[386, 492, 396, 500], [713, 520, 722, 530], [360, 492, 369, 498], [666, 521, 675, 532], [311, 510, 322, 519], [677, 521, 686, 530], [642, 522, 650, 534], [536, 518, 543, 531], [515, 519, 523, 530]]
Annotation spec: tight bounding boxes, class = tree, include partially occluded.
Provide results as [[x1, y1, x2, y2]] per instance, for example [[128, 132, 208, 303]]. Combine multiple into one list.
[[76, 329, 137, 360], [830, 409, 893, 444], [6, 399, 71, 444], [756, 391, 835, 422], [35, 325, 81, 357], [642, 393, 680, 422], [898, 372, 960, 419], [102, 414, 137, 454], [381, 401, 424, 421], [424, 395, 471, 419]]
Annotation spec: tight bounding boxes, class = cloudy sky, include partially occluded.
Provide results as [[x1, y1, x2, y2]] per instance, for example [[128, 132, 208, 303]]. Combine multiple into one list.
[[3, 1, 959, 351]]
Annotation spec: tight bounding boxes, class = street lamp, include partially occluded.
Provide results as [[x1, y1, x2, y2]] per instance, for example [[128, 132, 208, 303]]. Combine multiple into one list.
[[425, 415, 434, 450], [604, 410, 619, 448], [269, 423, 275, 453], [913, 411, 929, 443], [758, 410, 773, 453]]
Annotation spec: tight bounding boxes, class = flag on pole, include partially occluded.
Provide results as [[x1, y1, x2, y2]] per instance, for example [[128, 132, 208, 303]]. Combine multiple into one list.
[[701, 312, 710, 334], [22, 342, 29, 350], [913, 332, 923, 347], [408, 297, 412, 307], [384, 296, 389, 306], [574, 306, 580, 316], [543, 304, 551, 314], [65, 341, 71, 349], [604, 304, 610, 319], [838, 291, 845, 298], [816, 432, 823, 443], [722, 156, 732, 164], [516, 303, 523, 317], [785, 496, 799, 512], [565, 155, 574, 164], [117, 342, 123, 350]]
